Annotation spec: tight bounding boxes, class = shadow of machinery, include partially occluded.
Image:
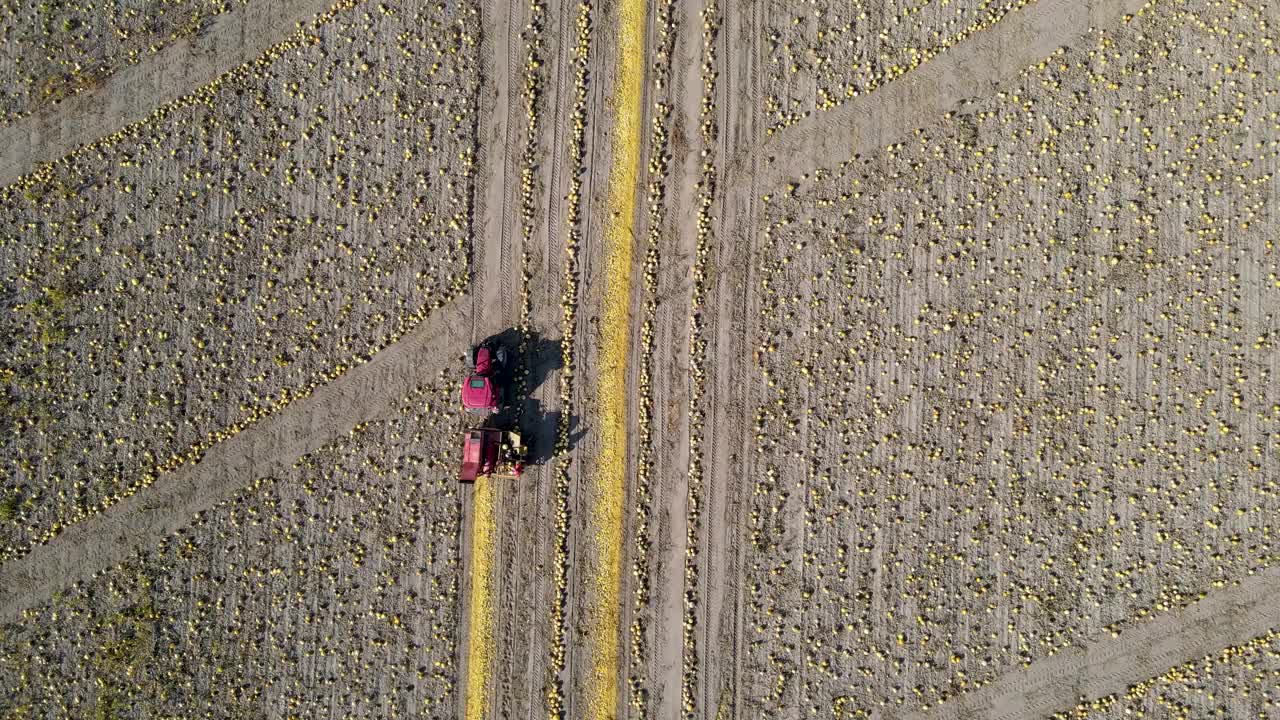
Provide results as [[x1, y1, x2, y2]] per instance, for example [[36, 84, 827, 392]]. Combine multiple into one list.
[[476, 327, 562, 399], [519, 397, 585, 466], [477, 329, 580, 466]]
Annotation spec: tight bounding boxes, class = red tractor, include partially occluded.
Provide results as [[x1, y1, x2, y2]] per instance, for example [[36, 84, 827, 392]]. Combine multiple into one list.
[[461, 340, 508, 414], [458, 428, 526, 482]]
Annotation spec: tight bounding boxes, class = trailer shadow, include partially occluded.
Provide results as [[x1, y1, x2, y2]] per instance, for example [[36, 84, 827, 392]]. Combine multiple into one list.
[[520, 398, 585, 466]]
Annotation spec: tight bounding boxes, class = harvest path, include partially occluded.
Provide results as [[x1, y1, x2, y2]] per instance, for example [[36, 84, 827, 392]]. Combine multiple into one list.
[[902, 567, 1280, 720], [585, 0, 647, 714], [745, 0, 1152, 195], [0, 296, 468, 622], [464, 476, 499, 720], [0, 0, 343, 188]]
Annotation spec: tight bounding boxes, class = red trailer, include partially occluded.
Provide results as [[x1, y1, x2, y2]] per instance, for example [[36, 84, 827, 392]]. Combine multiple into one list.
[[458, 428, 525, 482]]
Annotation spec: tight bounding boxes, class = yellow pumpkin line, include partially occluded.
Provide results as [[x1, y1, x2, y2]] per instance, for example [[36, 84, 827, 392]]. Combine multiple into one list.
[[588, 0, 648, 715]]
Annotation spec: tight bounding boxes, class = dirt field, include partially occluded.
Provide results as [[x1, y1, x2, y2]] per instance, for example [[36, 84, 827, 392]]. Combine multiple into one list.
[[744, 1, 1280, 713], [759, 0, 1034, 132], [0, 0, 478, 562], [1, 379, 467, 718], [0, 0, 244, 124], [2, 0, 1279, 718]]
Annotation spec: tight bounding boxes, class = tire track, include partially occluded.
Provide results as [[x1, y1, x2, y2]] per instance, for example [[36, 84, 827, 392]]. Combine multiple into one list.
[[517, 0, 574, 715], [481, 0, 527, 714], [900, 566, 1280, 720], [496, 0, 550, 715], [562, 0, 616, 709], [519, 0, 575, 715], [460, 0, 510, 711], [648, 283, 692, 720], [466, 0, 519, 711], [0, 295, 469, 622], [471, 0, 518, 341], [546, 3, 594, 717], [0, 0, 364, 189], [705, 0, 764, 716], [680, 0, 722, 716], [640, 1, 707, 713], [494, 0, 521, 320]]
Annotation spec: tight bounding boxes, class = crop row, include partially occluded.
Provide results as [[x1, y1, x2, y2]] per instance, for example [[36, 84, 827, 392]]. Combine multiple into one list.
[[546, 2, 594, 718], [624, 0, 678, 716], [679, 1, 720, 717], [515, 0, 548, 351]]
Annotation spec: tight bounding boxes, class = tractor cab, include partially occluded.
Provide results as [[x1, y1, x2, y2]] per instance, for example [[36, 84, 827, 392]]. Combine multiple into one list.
[[461, 375, 497, 413], [461, 341, 507, 414], [458, 428, 526, 482]]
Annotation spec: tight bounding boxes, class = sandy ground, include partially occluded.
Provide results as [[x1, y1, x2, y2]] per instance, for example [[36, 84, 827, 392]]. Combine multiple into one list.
[[3, 0, 1280, 718]]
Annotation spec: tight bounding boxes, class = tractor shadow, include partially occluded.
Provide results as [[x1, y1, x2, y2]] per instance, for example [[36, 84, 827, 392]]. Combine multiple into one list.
[[480, 329, 580, 466], [518, 331, 563, 397], [477, 328, 562, 402]]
